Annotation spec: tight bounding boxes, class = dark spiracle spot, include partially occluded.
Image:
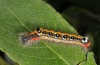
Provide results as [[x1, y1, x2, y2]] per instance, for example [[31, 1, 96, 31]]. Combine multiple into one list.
[[62, 35, 68, 40], [42, 31, 47, 36], [63, 35, 68, 38], [70, 36, 75, 41], [36, 27, 41, 33], [54, 34, 60, 39], [76, 38, 81, 42], [36, 27, 40, 31], [76, 38, 79, 41], [48, 32, 53, 37]]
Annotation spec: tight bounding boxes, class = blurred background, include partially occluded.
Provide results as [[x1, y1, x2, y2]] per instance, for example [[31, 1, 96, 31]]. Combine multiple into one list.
[[0, 0, 100, 65], [46, 0, 100, 65]]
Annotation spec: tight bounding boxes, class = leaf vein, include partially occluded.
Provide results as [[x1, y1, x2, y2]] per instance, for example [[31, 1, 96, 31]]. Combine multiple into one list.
[[43, 42, 70, 65], [3, 3, 31, 31]]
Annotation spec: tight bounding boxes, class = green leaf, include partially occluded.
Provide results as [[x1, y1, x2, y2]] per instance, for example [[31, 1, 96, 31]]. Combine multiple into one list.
[[0, 0, 96, 65], [81, 52, 97, 65]]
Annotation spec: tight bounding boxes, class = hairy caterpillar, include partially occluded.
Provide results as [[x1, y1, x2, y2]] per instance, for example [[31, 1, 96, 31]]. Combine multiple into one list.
[[19, 27, 90, 48]]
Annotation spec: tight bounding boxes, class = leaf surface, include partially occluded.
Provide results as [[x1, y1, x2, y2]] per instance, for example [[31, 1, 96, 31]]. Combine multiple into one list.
[[0, 0, 96, 65]]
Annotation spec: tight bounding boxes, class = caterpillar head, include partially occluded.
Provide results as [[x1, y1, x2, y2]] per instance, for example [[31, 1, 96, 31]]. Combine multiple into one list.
[[81, 37, 90, 47]]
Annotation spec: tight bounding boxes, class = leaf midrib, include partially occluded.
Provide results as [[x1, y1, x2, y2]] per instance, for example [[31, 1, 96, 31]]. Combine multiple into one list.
[[43, 42, 70, 65]]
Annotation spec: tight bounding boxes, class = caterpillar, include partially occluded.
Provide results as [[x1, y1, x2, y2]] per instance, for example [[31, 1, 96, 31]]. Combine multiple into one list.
[[19, 27, 90, 48]]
